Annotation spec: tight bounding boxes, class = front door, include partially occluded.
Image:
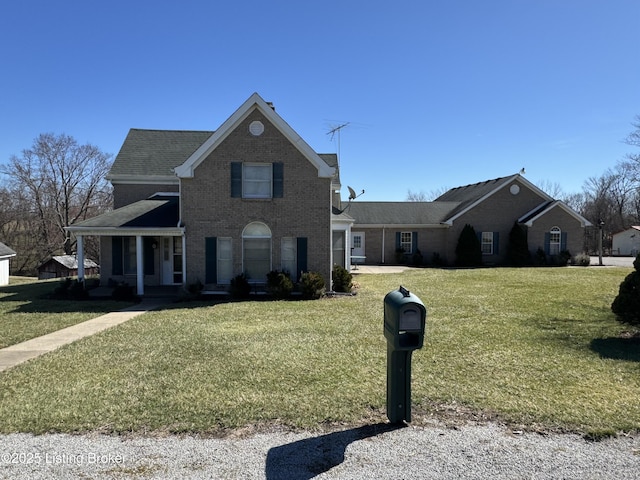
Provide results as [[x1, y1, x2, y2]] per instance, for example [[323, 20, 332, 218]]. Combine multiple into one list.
[[162, 237, 182, 285], [351, 232, 365, 265]]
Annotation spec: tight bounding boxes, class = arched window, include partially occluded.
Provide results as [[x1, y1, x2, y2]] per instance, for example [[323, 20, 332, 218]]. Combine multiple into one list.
[[242, 222, 271, 282], [549, 226, 561, 255]]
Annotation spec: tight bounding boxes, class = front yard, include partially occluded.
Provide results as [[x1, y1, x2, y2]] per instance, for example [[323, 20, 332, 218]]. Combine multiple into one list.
[[0, 267, 638, 437], [0, 277, 134, 349]]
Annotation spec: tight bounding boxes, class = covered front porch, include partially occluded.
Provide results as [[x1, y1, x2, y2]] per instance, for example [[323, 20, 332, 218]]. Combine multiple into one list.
[[65, 195, 186, 296]]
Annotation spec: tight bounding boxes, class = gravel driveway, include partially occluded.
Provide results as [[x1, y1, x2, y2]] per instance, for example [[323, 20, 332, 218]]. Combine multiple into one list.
[[1, 423, 638, 479]]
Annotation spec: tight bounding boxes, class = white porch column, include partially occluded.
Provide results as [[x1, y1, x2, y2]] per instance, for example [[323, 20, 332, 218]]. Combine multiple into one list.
[[136, 235, 144, 296], [76, 235, 85, 283], [182, 234, 187, 288]]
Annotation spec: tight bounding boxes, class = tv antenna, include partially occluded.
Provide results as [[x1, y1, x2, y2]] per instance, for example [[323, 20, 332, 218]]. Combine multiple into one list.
[[326, 122, 350, 164]]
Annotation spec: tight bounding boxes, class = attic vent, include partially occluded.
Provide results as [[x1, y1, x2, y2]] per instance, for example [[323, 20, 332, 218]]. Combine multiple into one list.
[[249, 121, 264, 136], [510, 184, 520, 195]]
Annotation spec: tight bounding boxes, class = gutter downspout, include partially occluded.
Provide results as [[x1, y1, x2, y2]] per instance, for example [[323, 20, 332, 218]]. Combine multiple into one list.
[[178, 175, 187, 290]]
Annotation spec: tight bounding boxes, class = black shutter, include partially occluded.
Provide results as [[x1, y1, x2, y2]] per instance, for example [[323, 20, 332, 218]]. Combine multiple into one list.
[[205, 237, 217, 284], [112, 237, 123, 275], [273, 162, 284, 198], [297, 237, 308, 278], [231, 162, 242, 198], [544, 232, 551, 255]]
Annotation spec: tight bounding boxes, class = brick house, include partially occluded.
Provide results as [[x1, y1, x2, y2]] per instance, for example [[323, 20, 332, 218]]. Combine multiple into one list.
[[68, 93, 346, 295], [346, 174, 591, 266], [68, 94, 591, 295]]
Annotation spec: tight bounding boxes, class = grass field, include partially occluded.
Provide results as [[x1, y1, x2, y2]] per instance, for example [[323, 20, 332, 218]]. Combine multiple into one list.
[[0, 267, 638, 437], [0, 277, 134, 349]]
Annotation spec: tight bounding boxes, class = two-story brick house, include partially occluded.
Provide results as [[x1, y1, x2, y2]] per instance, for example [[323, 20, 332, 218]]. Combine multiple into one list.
[[68, 93, 346, 295]]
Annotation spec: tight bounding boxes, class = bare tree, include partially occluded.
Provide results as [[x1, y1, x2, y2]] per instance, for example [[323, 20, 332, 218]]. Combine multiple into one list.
[[406, 187, 448, 201], [0, 133, 112, 273], [406, 189, 428, 201]]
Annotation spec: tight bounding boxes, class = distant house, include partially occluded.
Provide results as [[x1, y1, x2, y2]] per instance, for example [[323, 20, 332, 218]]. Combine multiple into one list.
[[612, 227, 640, 256], [37, 255, 99, 280], [0, 242, 17, 286]]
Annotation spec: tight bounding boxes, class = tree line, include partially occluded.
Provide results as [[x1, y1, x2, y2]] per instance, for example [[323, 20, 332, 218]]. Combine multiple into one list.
[[562, 116, 640, 253], [0, 133, 112, 275]]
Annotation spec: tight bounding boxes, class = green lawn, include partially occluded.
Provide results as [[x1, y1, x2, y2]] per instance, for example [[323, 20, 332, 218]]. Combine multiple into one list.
[[0, 268, 638, 437], [0, 277, 134, 348]]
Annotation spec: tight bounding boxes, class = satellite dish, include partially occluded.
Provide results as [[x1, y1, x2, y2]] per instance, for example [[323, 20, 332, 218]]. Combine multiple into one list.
[[347, 186, 365, 201]]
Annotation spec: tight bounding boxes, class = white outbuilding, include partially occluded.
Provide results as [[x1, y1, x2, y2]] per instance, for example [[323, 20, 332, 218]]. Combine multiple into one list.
[[612, 226, 640, 256], [0, 242, 17, 286]]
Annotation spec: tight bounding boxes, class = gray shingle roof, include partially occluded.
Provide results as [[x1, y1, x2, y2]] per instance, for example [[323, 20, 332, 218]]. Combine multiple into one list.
[[435, 176, 512, 203], [0, 242, 16, 258], [108, 129, 339, 179], [347, 202, 461, 225], [108, 129, 214, 178], [48, 255, 98, 270]]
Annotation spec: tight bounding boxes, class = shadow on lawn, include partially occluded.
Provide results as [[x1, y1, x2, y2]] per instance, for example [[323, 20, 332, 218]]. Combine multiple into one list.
[[265, 422, 405, 480], [0, 280, 132, 314], [591, 335, 640, 362]]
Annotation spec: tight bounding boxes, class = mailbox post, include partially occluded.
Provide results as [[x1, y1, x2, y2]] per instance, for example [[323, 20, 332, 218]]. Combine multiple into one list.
[[384, 286, 426, 423]]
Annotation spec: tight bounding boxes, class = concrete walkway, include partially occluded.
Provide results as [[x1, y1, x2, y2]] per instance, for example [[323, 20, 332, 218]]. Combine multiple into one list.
[[0, 299, 168, 373]]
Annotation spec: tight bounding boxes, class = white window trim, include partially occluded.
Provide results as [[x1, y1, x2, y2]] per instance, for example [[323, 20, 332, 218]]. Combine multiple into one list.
[[550, 226, 561, 255]]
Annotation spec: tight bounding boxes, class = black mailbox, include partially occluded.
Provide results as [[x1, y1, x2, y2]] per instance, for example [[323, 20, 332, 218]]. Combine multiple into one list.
[[383, 286, 427, 424], [384, 286, 426, 350]]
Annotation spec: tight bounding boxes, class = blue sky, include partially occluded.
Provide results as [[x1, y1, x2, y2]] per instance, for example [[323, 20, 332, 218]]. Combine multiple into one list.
[[1, 1, 638, 201]]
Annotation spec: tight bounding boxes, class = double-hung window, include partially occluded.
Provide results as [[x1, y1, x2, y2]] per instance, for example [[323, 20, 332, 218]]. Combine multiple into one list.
[[231, 162, 283, 199], [400, 232, 413, 253], [481, 232, 494, 255], [243, 164, 272, 198], [549, 227, 561, 255]]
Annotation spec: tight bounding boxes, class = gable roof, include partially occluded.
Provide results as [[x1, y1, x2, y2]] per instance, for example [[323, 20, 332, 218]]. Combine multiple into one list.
[[0, 242, 16, 259], [518, 200, 592, 227], [613, 226, 640, 237], [174, 93, 335, 179], [348, 202, 460, 226], [107, 129, 213, 183], [39, 255, 98, 270], [436, 174, 553, 225]]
